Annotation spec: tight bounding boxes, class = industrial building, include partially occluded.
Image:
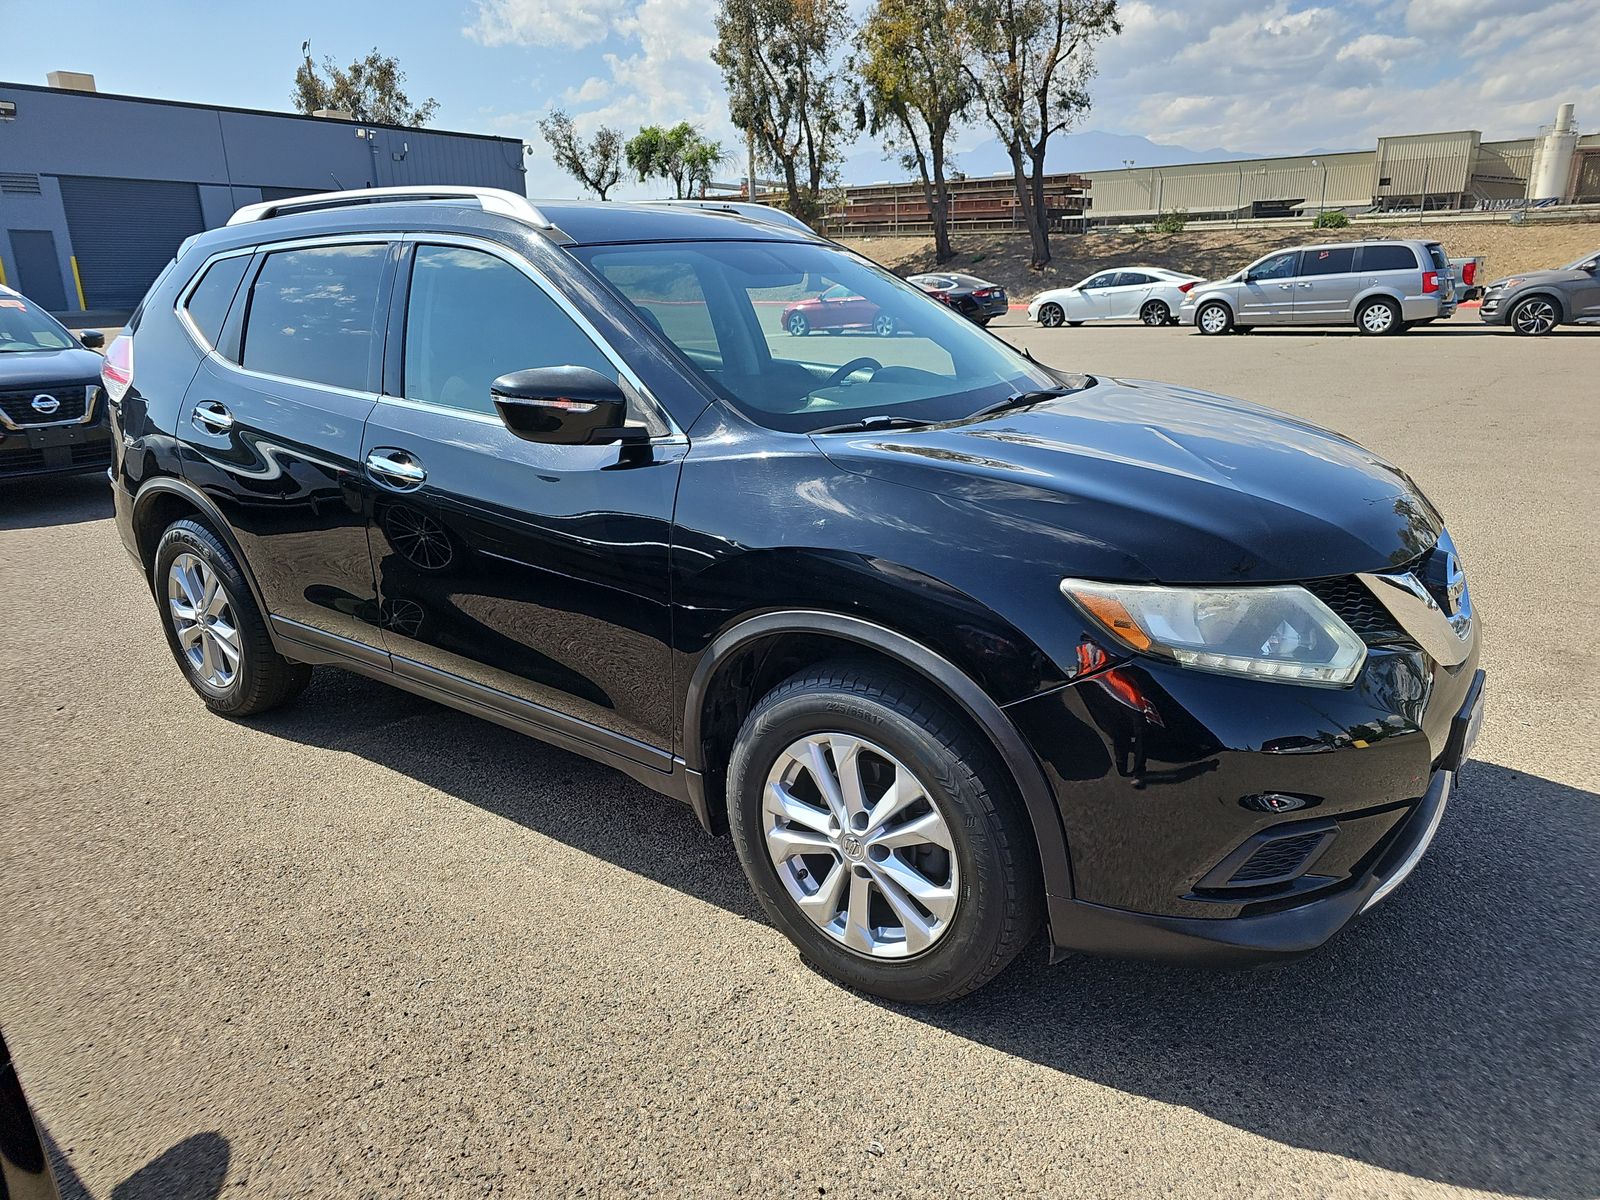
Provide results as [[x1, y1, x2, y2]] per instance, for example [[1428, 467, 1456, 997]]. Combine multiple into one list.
[[0, 74, 527, 314], [829, 103, 1600, 234]]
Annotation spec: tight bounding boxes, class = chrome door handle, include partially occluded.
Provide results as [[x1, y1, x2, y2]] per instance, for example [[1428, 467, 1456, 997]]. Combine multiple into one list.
[[366, 449, 426, 487], [1278, 283, 1293, 290], [191, 400, 234, 432], [1298, 282, 1313, 289]]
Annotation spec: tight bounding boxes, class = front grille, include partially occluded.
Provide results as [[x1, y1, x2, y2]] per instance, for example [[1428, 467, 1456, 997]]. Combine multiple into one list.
[[1304, 575, 1408, 644], [1228, 831, 1328, 884], [0, 442, 111, 476], [0, 387, 88, 426]]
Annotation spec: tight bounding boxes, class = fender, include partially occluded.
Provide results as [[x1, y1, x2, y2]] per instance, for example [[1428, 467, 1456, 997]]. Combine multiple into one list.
[[130, 476, 281, 649], [683, 609, 1075, 900]]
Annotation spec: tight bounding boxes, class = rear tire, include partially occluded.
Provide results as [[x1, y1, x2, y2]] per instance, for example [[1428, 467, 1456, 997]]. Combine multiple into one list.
[[1140, 300, 1171, 327], [1356, 296, 1401, 335], [726, 661, 1042, 1004], [1196, 301, 1233, 335], [1037, 303, 1064, 328], [153, 519, 312, 717]]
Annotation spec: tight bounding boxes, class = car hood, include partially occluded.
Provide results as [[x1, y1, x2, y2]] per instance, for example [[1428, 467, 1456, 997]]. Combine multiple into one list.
[[812, 378, 1442, 583], [0, 346, 103, 390], [1490, 268, 1588, 288]]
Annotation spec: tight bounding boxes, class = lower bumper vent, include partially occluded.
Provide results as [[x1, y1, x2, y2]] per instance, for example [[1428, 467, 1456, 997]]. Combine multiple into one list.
[[1197, 819, 1338, 891]]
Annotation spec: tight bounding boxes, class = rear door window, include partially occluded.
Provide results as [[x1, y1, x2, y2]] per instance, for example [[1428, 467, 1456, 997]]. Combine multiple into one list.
[[1114, 272, 1155, 287], [1300, 247, 1356, 276], [1425, 243, 1449, 271], [1360, 244, 1419, 272], [240, 243, 388, 391], [181, 255, 251, 349]]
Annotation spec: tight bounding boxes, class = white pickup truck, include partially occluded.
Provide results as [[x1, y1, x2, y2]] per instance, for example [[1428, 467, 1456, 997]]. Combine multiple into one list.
[[1450, 255, 1487, 300]]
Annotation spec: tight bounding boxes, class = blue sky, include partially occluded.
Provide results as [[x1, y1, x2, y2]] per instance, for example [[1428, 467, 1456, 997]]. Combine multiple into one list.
[[2, 0, 1596, 198]]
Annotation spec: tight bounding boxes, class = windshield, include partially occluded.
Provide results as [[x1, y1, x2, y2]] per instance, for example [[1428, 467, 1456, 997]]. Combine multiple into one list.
[[571, 240, 1053, 433], [0, 296, 75, 353]]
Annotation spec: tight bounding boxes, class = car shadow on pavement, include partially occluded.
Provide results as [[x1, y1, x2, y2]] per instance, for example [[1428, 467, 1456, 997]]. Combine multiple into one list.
[[41, 1124, 230, 1200], [255, 669, 1597, 1198], [0, 473, 113, 532]]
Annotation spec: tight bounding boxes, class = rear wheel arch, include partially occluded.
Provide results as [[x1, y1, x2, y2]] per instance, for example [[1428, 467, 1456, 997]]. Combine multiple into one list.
[[131, 478, 274, 626], [683, 610, 1074, 900]]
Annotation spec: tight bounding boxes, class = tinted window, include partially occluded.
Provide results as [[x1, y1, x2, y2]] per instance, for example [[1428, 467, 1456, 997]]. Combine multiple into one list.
[[1115, 272, 1154, 287], [1361, 244, 1418, 272], [1300, 246, 1355, 276], [1251, 251, 1301, 280], [403, 245, 613, 417], [182, 255, 250, 349], [1425, 243, 1449, 271], [242, 244, 387, 390]]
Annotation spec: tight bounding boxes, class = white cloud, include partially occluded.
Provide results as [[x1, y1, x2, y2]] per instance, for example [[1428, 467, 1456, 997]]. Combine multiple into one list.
[[464, 0, 636, 50], [1334, 33, 1424, 67]]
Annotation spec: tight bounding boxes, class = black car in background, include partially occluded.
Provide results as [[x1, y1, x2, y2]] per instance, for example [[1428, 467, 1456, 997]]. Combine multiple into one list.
[[1479, 249, 1600, 334], [907, 272, 1008, 325], [108, 188, 1482, 1003], [0, 286, 108, 480]]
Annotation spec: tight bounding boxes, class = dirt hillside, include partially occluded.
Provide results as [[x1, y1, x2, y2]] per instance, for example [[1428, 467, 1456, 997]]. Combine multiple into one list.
[[841, 218, 1600, 301]]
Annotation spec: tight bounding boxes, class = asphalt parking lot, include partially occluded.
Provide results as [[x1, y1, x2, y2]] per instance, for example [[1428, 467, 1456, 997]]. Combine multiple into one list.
[[2, 310, 1596, 1199]]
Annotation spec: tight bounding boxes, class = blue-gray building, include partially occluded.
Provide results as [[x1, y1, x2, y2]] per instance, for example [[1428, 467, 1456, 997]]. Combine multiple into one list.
[[0, 76, 527, 314]]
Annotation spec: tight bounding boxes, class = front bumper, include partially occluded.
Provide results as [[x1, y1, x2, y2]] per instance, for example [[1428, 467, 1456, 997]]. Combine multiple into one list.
[[1479, 293, 1509, 324], [0, 416, 113, 479], [1011, 638, 1484, 964]]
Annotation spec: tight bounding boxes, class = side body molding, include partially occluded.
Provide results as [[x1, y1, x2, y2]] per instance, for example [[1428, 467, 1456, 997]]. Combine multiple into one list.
[[682, 610, 1075, 900]]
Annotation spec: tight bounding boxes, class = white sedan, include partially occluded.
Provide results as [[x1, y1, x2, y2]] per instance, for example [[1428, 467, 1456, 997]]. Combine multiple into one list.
[[1027, 267, 1203, 328]]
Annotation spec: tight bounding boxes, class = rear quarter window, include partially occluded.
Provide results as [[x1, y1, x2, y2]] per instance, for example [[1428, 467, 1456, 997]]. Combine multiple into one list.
[[1360, 244, 1419, 272], [181, 255, 251, 349], [1426, 244, 1449, 271]]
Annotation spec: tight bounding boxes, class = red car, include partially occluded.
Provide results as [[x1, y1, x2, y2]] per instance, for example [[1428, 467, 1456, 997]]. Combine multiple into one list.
[[780, 284, 895, 336]]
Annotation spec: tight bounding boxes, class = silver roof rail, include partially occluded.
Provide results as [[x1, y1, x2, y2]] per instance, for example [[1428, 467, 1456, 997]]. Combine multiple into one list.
[[644, 199, 815, 234], [227, 186, 553, 229]]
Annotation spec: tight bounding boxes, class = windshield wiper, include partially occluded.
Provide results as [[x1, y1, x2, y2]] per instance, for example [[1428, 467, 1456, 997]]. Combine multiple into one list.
[[809, 414, 935, 435], [964, 385, 1083, 422]]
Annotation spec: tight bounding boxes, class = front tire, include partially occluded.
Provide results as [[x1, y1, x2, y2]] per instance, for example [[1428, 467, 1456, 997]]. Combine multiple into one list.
[[873, 313, 897, 337], [1510, 295, 1559, 336], [153, 519, 311, 717], [1037, 303, 1065, 328], [787, 312, 810, 336], [727, 662, 1042, 1004], [1196, 301, 1233, 335]]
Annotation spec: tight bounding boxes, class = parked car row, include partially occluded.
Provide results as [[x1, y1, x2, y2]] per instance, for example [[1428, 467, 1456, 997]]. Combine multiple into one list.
[[1023, 242, 1600, 337]]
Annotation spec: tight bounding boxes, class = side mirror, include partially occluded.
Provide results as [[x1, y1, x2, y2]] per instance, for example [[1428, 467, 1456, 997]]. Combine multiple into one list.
[[490, 366, 642, 446], [1240, 271, 1255, 284], [79, 330, 105, 349]]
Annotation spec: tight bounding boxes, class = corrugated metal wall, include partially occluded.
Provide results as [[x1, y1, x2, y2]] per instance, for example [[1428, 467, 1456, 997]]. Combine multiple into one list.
[[1085, 151, 1375, 218], [1374, 131, 1477, 196]]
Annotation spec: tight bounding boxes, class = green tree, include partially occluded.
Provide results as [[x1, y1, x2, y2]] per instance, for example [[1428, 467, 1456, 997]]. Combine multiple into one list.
[[958, 0, 1120, 268], [291, 45, 439, 126], [625, 123, 727, 198], [856, 0, 972, 263], [713, 0, 856, 226], [539, 109, 624, 200]]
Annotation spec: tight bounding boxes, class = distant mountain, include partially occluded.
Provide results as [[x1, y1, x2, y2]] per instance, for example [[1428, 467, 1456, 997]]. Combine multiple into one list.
[[840, 128, 1258, 186]]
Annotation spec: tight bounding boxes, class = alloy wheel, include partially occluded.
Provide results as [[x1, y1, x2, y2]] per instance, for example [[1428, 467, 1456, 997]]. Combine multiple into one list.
[[1141, 301, 1170, 326], [1198, 303, 1229, 334], [1038, 303, 1064, 328], [873, 314, 897, 337], [762, 733, 959, 959], [1512, 298, 1556, 336], [788, 313, 809, 336], [167, 552, 241, 689], [1361, 301, 1396, 333]]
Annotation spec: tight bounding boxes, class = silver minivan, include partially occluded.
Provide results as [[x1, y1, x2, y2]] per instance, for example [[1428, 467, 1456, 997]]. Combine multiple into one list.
[[1181, 239, 1456, 335]]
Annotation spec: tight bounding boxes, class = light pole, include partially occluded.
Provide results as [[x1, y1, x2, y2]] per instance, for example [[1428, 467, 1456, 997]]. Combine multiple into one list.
[[1312, 158, 1328, 221], [1154, 167, 1164, 216]]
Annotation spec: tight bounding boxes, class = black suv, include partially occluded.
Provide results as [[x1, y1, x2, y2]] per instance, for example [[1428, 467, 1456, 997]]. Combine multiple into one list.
[[0, 285, 109, 479], [109, 187, 1484, 1002]]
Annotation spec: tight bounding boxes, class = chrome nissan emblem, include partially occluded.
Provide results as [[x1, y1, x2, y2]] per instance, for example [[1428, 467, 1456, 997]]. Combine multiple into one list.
[[841, 834, 865, 861], [1441, 552, 1466, 616], [31, 393, 60, 415]]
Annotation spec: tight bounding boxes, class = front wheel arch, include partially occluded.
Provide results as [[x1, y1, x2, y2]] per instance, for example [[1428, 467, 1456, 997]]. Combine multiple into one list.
[[1509, 292, 1565, 334], [683, 610, 1074, 901]]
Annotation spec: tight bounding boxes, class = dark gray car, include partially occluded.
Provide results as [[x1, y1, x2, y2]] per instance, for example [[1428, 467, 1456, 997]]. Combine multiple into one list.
[[1479, 250, 1600, 335]]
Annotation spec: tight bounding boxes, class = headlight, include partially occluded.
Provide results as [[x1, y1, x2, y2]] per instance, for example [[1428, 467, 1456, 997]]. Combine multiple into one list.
[[1487, 278, 1521, 292], [1061, 579, 1367, 686]]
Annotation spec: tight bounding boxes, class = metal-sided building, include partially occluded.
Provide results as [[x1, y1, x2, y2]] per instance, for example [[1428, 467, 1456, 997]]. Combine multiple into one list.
[[0, 74, 527, 315]]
